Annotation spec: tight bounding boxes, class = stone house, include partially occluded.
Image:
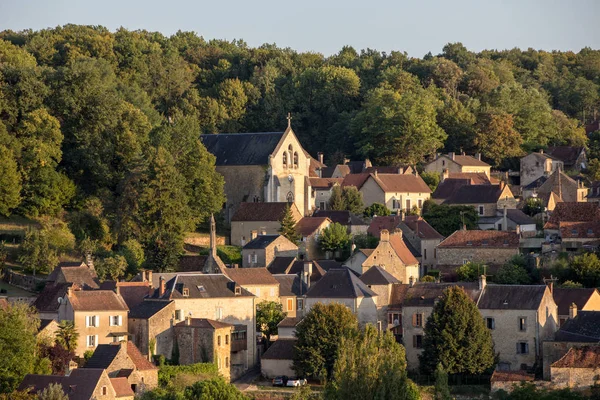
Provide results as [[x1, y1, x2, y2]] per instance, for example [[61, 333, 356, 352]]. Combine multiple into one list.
[[552, 288, 600, 326], [343, 249, 375, 276], [357, 172, 432, 212], [424, 152, 491, 178], [273, 274, 307, 318], [523, 169, 588, 204], [305, 267, 378, 326], [543, 202, 600, 247], [47, 261, 100, 289], [57, 287, 129, 357], [399, 216, 445, 270], [402, 281, 482, 370], [277, 316, 302, 339], [551, 346, 600, 389], [436, 230, 520, 266], [174, 317, 234, 381], [432, 172, 493, 204], [201, 124, 319, 222], [309, 177, 343, 210], [231, 202, 302, 247], [83, 341, 158, 393], [312, 210, 368, 235], [587, 181, 600, 203], [33, 282, 72, 320], [224, 267, 280, 303], [546, 146, 587, 172], [19, 368, 133, 400], [360, 229, 420, 283], [146, 273, 256, 378], [268, 259, 326, 288], [128, 300, 176, 359], [261, 338, 297, 379], [490, 370, 535, 393], [38, 319, 60, 343], [241, 234, 298, 268], [478, 281, 558, 371], [295, 216, 331, 260], [359, 266, 400, 330], [444, 182, 517, 221], [520, 151, 564, 188]]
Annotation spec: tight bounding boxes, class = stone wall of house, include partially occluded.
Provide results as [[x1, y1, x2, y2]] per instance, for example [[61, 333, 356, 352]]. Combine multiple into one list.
[[551, 366, 600, 389], [261, 359, 295, 379], [362, 233, 420, 283], [128, 301, 175, 359], [384, 191, 430, 214], [422, 238, 442, 269], [314, 188, 334, 211], [436, 247, 519, 266], [93, 371, 117, 400], [360, 177, 385, 207], [343, 252, 368, 276], [356, 296, 378, 326], [175, 324, 232, 381], [217, 165, 266, 223], [231, 221, 281, 247], [402, 305, 431, 371], [265, 237, 299, 267], [103, 343, 159, 392], [239, 284, 279, 303], [280, 295, 298, 318], [368, 284, 391, 326], [542, 341, 600, 380]]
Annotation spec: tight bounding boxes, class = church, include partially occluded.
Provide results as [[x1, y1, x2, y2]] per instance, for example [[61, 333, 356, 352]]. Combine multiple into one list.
[[200, 119, 322, 222]]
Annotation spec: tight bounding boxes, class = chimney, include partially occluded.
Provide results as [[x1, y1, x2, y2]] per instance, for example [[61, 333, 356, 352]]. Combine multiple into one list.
[[251, 230, 258, 240], [317, 152, 324, 164], [516, 225, 521, 236], [186, 315, 191, 326], [449, 152, 455, 160], [539, 149, 544, 154], [393, 228, 403, 239], [343, 158, 350, 165], [569, 303, 578, 319], [303, 262, 313, 288], [159, 276, 165, 297], [260, 228, 267, 236], [209, 214, 217, 258], [146, 270, 153, 288], [441, 168, 449, 182], [380, 229, 390, 242], [374, 169, 378, 177], [547, 280, 553, 294], [502, 205, 508, 232], [478, 275, 487, 290], [85, 253, 95, 271], [409, 276, 415, 287], [475, 153, 482, 161]]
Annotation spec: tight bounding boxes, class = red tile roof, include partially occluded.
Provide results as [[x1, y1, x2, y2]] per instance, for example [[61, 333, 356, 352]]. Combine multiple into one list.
[[559, 221, 600, 239], [69, 290, 129, 311], [341, 173, 370, 189], [295, 217, 331, 237], [402, 216, 444, 240], [389, 234, 420, 265], [224, 267, 279, 286], [367, 216, 402, 237], [552, 346, 600, 368], [448, 172, 491, 184], [309, 177, 343, 189], [437, 230, 519, 248], [450, 154, 490, 167], [175, 318, 233, 330], [116, 282, 151, 309], [110, 377, 135, 398], [127, 341, 157, 371], [545, 202, 600, 229], [372, 174, 431, 194], [491, 370, 535, 382]]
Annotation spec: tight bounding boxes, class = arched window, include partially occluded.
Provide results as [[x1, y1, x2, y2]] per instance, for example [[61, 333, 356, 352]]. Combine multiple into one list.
[[286, 192, 294, 203], [282, 152, 287, 166], [293, 152, 299, 168]]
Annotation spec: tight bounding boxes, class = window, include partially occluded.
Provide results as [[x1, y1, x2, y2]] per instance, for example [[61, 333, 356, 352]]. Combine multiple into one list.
[[287, 298, 294, 311], [486, 317, 495, 330], [406, 199, 411, 211], [175, 310, 183, 321], [519, 317, 527, 331], [183, 288, 189, 297], [225, 335, 229, 345], [413, 335, 423, 349], [418, 199, 423, 209], [434, 249, 437, 259], [87, 335, 96, 347], [216, 307, 223, 320], [110, 315, 122, 327], [297, 299, 304, 310], [392, 199, 399, 209], [319, 201, 326, 210], [463, 259, 469, 265], [517, 341, 529, 354], [412, 313, 423, 327], [218, 335, 221, 346], [86, 315, 98, 327], [283, 152, 287, 166], [478, 205, 485, 216], [388, 313, 400, 326], [251, 253, 257, 264], [424, 249, 427, 260], [293, 152, 299, 168], [102, 386, 107, 395], [286, 192, 294, 203], [442, 160, 445, 166]]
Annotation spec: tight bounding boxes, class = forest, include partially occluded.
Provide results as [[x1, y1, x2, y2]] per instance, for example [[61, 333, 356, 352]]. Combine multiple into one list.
[[0, 24, 599, 274]]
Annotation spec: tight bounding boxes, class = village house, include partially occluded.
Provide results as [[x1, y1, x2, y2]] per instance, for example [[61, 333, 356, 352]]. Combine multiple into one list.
[[343, 249, 375, 275], [398, 215, 445, 270], [550, 346, 600, 389], [309, 177, 343, 210], [224, 267, 280, 303], [543, 202, 600, 249], [305, 267, 378, 326], [19, 368, 133, 400], [477, 279, 558, 372], [295, 216, 332, 260], [359, 266, 399, 330], [128, 300, 176, 359], [46, 260, 100, 289], [174, 317, 235, 381], [33, 282, 73, 320], [552, 287, 600, 326], [260, 338, 297, 379], [424, 152, 491, 178], [359, 229, 420, 283], [443, 182, 516, 222], [268, 259, 326, 287], [312, 209, 368, 235], [356, 172, 432, 213], [38, 319, 60, 343], [241, 234, 298, 268], [522, 169, 588, 205], [146, 273, 256, 379], [273, 274, 307, 318], [200, 123, 320, 222], [328, 159, 372, 178], [436, 230, 520, 266], [83, 341, 158, 393], [520, 151, 564, 188], [57, 287, 129, 357], [546, 146, 587, 172], [277, 316, 302, 339], [230, 202, 302, 247], [431, 171, 493, 204], [366, 216, 421, 263]]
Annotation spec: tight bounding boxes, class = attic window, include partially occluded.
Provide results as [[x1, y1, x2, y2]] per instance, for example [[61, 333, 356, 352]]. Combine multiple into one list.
[[182, 288, 189, 297], [482, 240, 488, 246], [466, 241, 473, 246], [197, 285, 205, 292], [572, 229, 578, 235], [234, 287, 241, 295]]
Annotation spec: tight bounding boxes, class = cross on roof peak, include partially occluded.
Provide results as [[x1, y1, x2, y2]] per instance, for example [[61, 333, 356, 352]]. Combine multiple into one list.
[[286, 112, 292, 129]]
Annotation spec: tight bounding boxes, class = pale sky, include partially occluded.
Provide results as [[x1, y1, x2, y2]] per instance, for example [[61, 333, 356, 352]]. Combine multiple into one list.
[[0, 0, 598, 57]]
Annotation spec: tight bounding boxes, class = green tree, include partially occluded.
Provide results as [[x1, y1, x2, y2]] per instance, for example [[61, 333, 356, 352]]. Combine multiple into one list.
[[420, 172, 440, 192], [96, 254, 128, 281], [38, 383, 68, 400], [119, 238, 145, 275], [328, 186, 346, 211], [419, 286, 495, 375], [294, 302, 359, 380], [183, 377, 248, 400], [256, 301, 286, 343], [55, 320, 78, 353], [456, 262, 486, 282], [18, 229, 59, 275], [559, 280, 583, 289], [494, 263, 531, 285], [523, 197, 544, 216], [325, 325, 420, 400], [319, 223, 351, 252], [0, 302, 40, 393], [474, 111, 523, 167], [279, 205, 300, 243], [342, 186, 364, 215], [363, 203, 391, 218], [434, 364, 451, 400], [422, 201, 478, 237], [0, 145, 21, 216], [571, 253, 600, 288]]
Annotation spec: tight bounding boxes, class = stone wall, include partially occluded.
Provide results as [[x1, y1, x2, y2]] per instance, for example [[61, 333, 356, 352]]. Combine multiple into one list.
[[3, 269, 44, 292], [128, 301, 176, 359], [218, 165, 267, 223], [175, 324, 232, 381], [261, 359, 295, 379], [542, 341, 600, 380], [551, 366, 600, 389], [436, 247, 519, 266]]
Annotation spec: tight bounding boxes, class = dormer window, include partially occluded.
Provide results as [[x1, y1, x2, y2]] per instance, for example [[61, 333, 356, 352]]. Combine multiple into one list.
[[197, 285, 205, 292], [183, 287, 189, 297]]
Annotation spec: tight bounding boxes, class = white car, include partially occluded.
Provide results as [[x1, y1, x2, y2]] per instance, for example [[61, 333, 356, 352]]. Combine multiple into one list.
[[286, 377, 307, 387]]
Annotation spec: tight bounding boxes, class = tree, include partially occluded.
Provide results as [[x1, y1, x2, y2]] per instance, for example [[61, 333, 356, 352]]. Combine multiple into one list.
[[256, 301, 286, 343], [420, 172, 440, 192], [38, 383, 68, 400], [55, 320, 79, 353], [474, 111, 523, 167], [38, 343, 75, 376], [325, 325, 420, 400], [342, 186, 364, 215], [419, 286, 495, 375], [494, 263, 531, 285], [523, 197, 543, 216], [0, 302, 40, 393], [96, 254, 127, 281], [18, 229, 59, 275], [183, 377, 248, 400], [294, 302, 358, 380], [434, 364, 451, 400], [319, 223, 351, 253], [0, 145, 21, 216], [571, 253, 600, 288], [329, 186, 346, 211], [456, 262, 486, 282], [363, 203, 390, 218], [422, 201, 478, 237], [279, 205, 300, 243]]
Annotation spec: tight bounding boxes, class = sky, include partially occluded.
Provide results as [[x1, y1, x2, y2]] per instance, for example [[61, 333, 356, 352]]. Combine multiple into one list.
[[0, 0, 599, 57]]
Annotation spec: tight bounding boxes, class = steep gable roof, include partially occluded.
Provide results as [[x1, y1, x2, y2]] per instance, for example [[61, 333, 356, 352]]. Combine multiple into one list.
[[341, 173, 370, 190], [129, 300, 174, 319], [306, 267, 377, 299], [224, 267, 279, 286], [295, 217, 330, 237], [33, 283, 71, 313], [242, 234, 285, 249], [370, 173, 431, 194], [83, 344, 121, 369], [261, 338, 296, 360], [150, 274, 254, 299], [116, 282, 151, 310], [432, 178, 473, 200], [556, 311, 600, 342], [437, 230, 519, 248], [360, 266, 399, 285], [553, 288, 599, 316], [546, 146, 585, 168], [231, 202, 300, 222], [200, 132, 284, 166], [110, 377, 135, 398], [19, 368, 108, 400], [448, 172, 491, 184], [404, 283, 481, 307], [47, 263, 99, 289], [267, 256, 296, 274], [477, 285, 549, 310], [402, 216, 444, 240], [552, 346, 600, 368], [69, 290, 129, 312], [389, 234, 420, 265], [367, 216, 402, 237], [544, 202, 600, 229], [445, 184, 506, 204]]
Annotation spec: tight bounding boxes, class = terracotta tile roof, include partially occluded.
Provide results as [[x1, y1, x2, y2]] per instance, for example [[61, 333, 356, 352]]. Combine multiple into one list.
[[116, 282, 151, 309], [371, 174, 432, 194], [360, 266, 399, 285], [261, 338, 296, 360], [69, 289, 129, 312], [402, 216, 444, 240], [19, 368, 107, 400], [309, 177, 343, 189], [33, 283, 71, 313], [308, 156, 326, 178], [110, 377, 135, 398], [445, 184, 507, 204], [437, 230, 519, 248], [129, 300, 174, 319], [127, 341, 157, 370], [364, 166, 407, 174], [448, 172, 491, 184], [403, 283, 481, 307], [306, 267, 377, 299], [388, 283, 410, 310], [273, 275, 307, 296], [559, 221, 600, 238], [552, 345, 600, 368], [556, 311, 600, 342], [433, 178, 473, 200], [478, 285, 549, 310], [200, 131, 284, 166], [546, 146, 585, 168], [224, 267, 279, 286], [553, 288, 599, 316], [544, 202, 600, 229], [175, 318, 233, 330], [341, 173, 370, 189], [368, 216, 402, 237], [491, 370, 534, 382], [47, 263, 99, 289], [389, 234, 420, 265], [295, 217, 330, 237], [450, 154, 490, 167], [231, 202, 299, 222]]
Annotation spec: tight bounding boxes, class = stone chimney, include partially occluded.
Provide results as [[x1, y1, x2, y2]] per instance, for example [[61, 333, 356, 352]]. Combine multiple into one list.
[[186, 315, 191, 326], [260, 228, 267, 236], [569, 303, 578, 319], [539, 149, 544, 154], [251, 230, 258, 240], [318, 152, 324, 164], [303, 262, 313, 288], [85, 253, 95, 272], [478, 275, 487, 291], [159, 276, 166, 297], [448, 152, 455, 161], [393, 228, 403, 239], [380, 229, 390, 242], [145, 270, 153, 288], [209, 214, 217, 258], [409, 276, 415, 287], [475, 153, 482, 161], [441, 168, 449, 182]]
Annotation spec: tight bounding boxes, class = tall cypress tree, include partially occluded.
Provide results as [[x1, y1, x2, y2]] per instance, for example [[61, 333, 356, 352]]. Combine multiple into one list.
[[279, 205, 300, 243]]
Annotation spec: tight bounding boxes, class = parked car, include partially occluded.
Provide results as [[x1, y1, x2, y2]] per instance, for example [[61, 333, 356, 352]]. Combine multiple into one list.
[[272, 376, 288, 387], [286, 377, 307, 387]]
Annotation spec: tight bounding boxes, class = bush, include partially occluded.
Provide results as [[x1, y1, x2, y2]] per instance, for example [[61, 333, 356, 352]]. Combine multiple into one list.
[[199, 245, 241, 265], [158, 363, 219, 388]]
